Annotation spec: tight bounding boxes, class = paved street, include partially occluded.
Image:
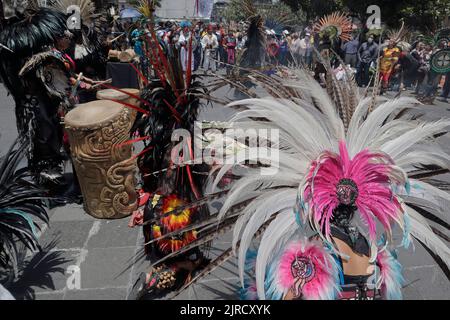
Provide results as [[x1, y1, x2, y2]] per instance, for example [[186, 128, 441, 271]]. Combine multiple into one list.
[[1, 77, 449, 300]]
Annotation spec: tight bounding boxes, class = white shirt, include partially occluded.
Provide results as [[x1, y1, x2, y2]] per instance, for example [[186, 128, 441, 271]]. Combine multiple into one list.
[[291, 38, 302, 54], [201, 34, 218, 50]]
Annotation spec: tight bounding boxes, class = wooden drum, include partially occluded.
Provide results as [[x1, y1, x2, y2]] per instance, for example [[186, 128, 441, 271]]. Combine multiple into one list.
[[64, 100, 138, 219]]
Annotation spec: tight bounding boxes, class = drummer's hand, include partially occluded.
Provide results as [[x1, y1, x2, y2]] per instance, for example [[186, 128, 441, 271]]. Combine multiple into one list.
[[69, 77, 78, 86], [79, 81, 93, 90]]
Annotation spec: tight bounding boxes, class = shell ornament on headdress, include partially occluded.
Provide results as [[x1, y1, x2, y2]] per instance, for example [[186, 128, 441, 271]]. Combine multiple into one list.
[[336, 178, 358, 206]]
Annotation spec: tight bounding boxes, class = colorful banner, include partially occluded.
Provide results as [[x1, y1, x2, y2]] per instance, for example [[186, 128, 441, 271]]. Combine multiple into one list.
[[196, 0, 214, 18]]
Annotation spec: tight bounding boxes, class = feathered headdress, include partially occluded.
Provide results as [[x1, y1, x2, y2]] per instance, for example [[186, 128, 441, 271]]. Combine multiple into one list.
[[0, 6, 69, 136], [238, 0, 266, 70], [0, 7, 67, 57], [202, 66, 450, 299], [0, 138, 49, 283], [386, 21, 409, 44], [53, 0, 101, 31], [260, 2, 297, 35], [135, 0, 160, 19], [298, 141, 408, 249], [130, 28, 204, 199], [52, 0, 105, 52], [384, 21, 411, 52], [313, 12, 352, 42], [112, 25, 212, 269]]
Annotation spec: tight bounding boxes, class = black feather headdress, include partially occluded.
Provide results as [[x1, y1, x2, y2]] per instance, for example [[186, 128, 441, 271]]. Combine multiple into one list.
[[237, 0, 266, 70], [0, 138, 49, 285], [131, 31, 205, 200], [0, 7, 69, 144], [240, 14, 266, 70], [0, 7, 67, 58], [119, 28, 215, 284], [51, 0, 107, 76]]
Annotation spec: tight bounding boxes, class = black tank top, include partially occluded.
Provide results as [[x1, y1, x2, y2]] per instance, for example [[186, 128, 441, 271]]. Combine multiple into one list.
[[330, 224, 373, 285]]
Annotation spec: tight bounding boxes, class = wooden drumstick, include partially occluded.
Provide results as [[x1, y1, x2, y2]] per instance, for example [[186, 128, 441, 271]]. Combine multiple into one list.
[[109, 33, 125, 43], [71, 72, 83, 97], [91, 79, 112, 89], [0, 42, 13, 53]]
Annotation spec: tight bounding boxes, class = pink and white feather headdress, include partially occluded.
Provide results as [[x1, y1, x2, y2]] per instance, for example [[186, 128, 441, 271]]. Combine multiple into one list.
[[204, 67, 450, 299], [297, 140, 409, 259]]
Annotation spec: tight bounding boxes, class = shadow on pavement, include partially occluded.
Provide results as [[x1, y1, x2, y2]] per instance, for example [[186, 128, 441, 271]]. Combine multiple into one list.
[[8, 238, 72, 300]]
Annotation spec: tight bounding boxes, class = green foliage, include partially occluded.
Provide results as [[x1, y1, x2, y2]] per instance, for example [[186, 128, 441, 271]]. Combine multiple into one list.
[[223, 0, 304, 26], [281, 0, 450, 31], [281, 0, 343, 20], [223, 0, 248, 22], [339, 0, 449, 31], [259, 2, 304, 29]]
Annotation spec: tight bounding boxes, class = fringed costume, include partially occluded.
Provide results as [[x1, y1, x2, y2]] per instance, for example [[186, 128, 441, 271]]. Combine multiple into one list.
[[0, 2, 103, 206], [0, 4, 75, 184]]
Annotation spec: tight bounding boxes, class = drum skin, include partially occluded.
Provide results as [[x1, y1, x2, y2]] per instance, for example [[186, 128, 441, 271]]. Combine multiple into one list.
[[96, 88, 140, 103], [65, 100, 138, 219], [96, 88, 140, 133]]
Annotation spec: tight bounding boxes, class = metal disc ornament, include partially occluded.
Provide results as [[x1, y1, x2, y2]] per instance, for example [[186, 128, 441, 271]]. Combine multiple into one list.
[[434, 28, 450, 46], [430, 49, 450, 74]]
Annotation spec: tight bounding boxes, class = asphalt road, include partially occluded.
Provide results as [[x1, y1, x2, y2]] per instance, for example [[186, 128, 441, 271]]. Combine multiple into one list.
[[0, 76, 449, 300]]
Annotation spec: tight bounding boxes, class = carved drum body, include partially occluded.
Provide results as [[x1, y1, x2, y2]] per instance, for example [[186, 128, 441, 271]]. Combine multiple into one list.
[[65, 100, 138, 219]]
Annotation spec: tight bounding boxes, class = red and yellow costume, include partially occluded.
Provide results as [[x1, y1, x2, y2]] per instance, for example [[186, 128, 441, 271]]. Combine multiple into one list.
[[152, 195, 197, 254], [380, 46, 401, 88]]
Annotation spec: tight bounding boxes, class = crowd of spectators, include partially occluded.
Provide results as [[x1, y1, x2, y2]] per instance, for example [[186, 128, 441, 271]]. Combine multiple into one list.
[[103, 17, 449, 103]]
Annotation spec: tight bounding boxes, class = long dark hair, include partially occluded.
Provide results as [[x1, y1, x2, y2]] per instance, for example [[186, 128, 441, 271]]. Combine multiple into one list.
[[330, 204, 356, 227], [0, 8, 67, 58]]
